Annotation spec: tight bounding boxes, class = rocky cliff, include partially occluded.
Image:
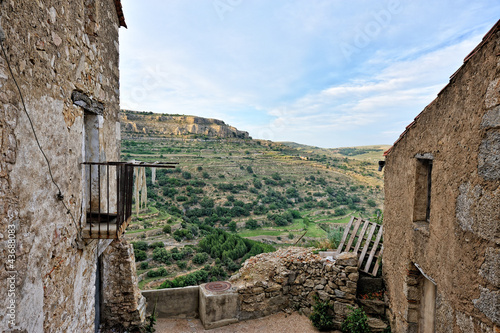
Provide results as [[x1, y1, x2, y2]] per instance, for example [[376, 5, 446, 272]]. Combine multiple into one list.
[[121, 110, 251, 139]]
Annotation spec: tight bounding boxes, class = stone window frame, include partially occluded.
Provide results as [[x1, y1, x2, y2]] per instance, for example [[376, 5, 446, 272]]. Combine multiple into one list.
[[412, 153, 434, 224]]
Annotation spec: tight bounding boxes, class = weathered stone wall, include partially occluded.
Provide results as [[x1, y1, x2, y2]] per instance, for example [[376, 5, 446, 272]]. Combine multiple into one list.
[[383, 23, 500, 332], [101, 239, 146, 330], [230, 248, 359, 329], [0, 1, 128, 332]]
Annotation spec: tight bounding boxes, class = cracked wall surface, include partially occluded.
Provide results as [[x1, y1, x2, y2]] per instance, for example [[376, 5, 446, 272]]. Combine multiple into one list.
[[383, 24, 500, 333]]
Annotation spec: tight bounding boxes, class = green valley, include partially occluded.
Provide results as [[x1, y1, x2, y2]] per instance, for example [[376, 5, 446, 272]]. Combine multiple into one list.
[[120, 110, 388, 289]]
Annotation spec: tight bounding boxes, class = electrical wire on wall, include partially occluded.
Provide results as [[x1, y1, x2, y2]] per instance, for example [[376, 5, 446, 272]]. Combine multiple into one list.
[[0, 31, 79, 234]]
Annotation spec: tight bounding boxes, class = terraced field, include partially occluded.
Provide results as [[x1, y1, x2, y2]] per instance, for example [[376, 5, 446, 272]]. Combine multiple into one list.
[[120, 113, 387, 289]]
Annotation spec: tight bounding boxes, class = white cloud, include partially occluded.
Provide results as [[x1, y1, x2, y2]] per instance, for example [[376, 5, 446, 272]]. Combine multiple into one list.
[[119, 0, 500, 147], [252, 34, 485, 147]]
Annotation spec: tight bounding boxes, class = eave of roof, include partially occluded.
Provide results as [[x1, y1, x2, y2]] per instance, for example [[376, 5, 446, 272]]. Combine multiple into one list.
[[114, 0, 127, 28], [384, 19, 500, 157]]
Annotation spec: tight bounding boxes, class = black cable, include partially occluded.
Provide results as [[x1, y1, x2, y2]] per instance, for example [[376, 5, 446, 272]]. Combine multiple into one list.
[[0, 39, 78, 228]]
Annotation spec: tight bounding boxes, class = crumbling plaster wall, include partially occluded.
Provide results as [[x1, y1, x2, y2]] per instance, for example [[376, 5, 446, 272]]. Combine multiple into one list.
[[0, 1, 126, 332], [383, 27, 500, 332]]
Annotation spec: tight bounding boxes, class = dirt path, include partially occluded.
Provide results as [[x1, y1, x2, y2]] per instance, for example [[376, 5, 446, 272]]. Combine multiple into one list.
[[155, 311, 341, 333]]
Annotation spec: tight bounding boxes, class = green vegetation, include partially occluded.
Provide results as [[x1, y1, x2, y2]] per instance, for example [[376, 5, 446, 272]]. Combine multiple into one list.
[[341, 307, 371, 333], [309, 295, 335, 331], [121, 111, 386, 289]]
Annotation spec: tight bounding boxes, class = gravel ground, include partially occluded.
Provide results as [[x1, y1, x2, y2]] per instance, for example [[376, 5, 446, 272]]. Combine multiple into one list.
[[155, 311, 341, 333]]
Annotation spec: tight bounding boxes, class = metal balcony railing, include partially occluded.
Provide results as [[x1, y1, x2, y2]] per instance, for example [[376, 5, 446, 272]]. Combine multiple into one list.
[[82, 161, 177, 239]]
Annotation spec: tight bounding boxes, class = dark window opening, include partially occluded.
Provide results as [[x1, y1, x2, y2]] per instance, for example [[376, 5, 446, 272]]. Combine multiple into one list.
[[413, 157, 433, 223], [95, 255, 102, 332], [425, 160, 432, 222]]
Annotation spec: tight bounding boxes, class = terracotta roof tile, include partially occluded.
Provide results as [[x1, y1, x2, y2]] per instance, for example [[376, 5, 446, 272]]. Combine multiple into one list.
[[114, 0, 127, 28]]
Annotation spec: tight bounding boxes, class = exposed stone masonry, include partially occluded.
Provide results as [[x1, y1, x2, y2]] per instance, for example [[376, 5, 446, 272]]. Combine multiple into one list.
[[229, 247, 359, 328], [383, 20, 500, 332], [0, 1, 134, 332], [102, 239, 146, 330]]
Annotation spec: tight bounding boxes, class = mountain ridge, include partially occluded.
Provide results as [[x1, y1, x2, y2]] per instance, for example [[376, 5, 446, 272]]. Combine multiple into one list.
[[121, 110, 251, 140]]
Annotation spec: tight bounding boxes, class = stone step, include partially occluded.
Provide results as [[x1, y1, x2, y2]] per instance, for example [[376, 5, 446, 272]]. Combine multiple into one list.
[[367, 316, 388, 332], [359, 298, 386, 315]]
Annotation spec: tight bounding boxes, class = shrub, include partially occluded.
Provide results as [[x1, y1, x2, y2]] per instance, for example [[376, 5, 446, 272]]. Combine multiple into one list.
[[177, 261, 187, 269], [192, 252, 209, 265], [149, 241, 164, 249], [134, 249, 147, 262], [328, 227, 344, 248], [172, 252, 184, 261], [152, 248, 172, 264], [132, 241, 148, 252], [163, 225, 171, 234], [288, 232, 294, 239], [271, 172, 281, 181], [228, 221, 237, 232], [334, 208, 347, 216], [147, 267, 168, 278], [176, 195, 188, 202], [245, 219, 259, 230], [140, 262, 149, 270], [341, 307, 371, 333], [309, 295, 334, 331]]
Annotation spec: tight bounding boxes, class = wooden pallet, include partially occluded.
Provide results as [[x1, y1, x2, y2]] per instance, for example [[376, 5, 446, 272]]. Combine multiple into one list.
[[337, 216, 383, 276]]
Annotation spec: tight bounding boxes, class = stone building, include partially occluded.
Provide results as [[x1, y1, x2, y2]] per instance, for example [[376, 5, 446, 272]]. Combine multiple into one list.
[[383, 20, 500, 332], [0, 1, 145, 332]]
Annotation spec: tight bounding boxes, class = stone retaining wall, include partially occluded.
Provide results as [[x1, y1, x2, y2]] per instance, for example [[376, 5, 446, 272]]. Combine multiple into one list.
[[229, 247, 359, 327], [144, 248, 361, 330]]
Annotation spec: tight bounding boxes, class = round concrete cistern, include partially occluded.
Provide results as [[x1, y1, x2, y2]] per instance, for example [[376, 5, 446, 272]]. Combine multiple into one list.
[[204, 281, 232, 292]]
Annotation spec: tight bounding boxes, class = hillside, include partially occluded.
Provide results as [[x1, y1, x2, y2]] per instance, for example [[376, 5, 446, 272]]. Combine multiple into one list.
[[119, 110, 387, 289], [121, 110, 250, 139]]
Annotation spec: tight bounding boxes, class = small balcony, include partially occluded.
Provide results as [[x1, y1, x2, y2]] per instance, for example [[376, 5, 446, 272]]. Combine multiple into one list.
[[82, 161, 176, 239]]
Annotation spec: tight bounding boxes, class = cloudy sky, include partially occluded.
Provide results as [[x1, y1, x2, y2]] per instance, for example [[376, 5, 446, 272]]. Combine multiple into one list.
[[119, 0, 499, 148]]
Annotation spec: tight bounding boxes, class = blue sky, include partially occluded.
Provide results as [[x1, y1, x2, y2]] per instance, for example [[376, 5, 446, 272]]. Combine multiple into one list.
[[119, 0, 500, 148]]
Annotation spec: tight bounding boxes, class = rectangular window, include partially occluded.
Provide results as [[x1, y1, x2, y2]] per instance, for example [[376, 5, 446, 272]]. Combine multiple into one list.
[[413, 157, 433, 222]]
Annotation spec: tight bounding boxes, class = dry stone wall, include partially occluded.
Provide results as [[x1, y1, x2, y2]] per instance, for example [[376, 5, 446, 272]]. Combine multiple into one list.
[[229, 247, 359, 328]]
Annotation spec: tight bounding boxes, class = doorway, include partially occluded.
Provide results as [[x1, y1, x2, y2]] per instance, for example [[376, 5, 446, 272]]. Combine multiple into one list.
[[95, 255, 103, 332]]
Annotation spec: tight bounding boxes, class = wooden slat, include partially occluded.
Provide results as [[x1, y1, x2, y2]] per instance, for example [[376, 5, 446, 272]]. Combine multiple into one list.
[[364, 225, 383, 273], [359, 223, 377, 268], [353, 219, 371, 253], [345, 217, 362, 252], [337, 216, 355, 252], [83, 222, 118, 239], [371, 246, 383, 276]]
